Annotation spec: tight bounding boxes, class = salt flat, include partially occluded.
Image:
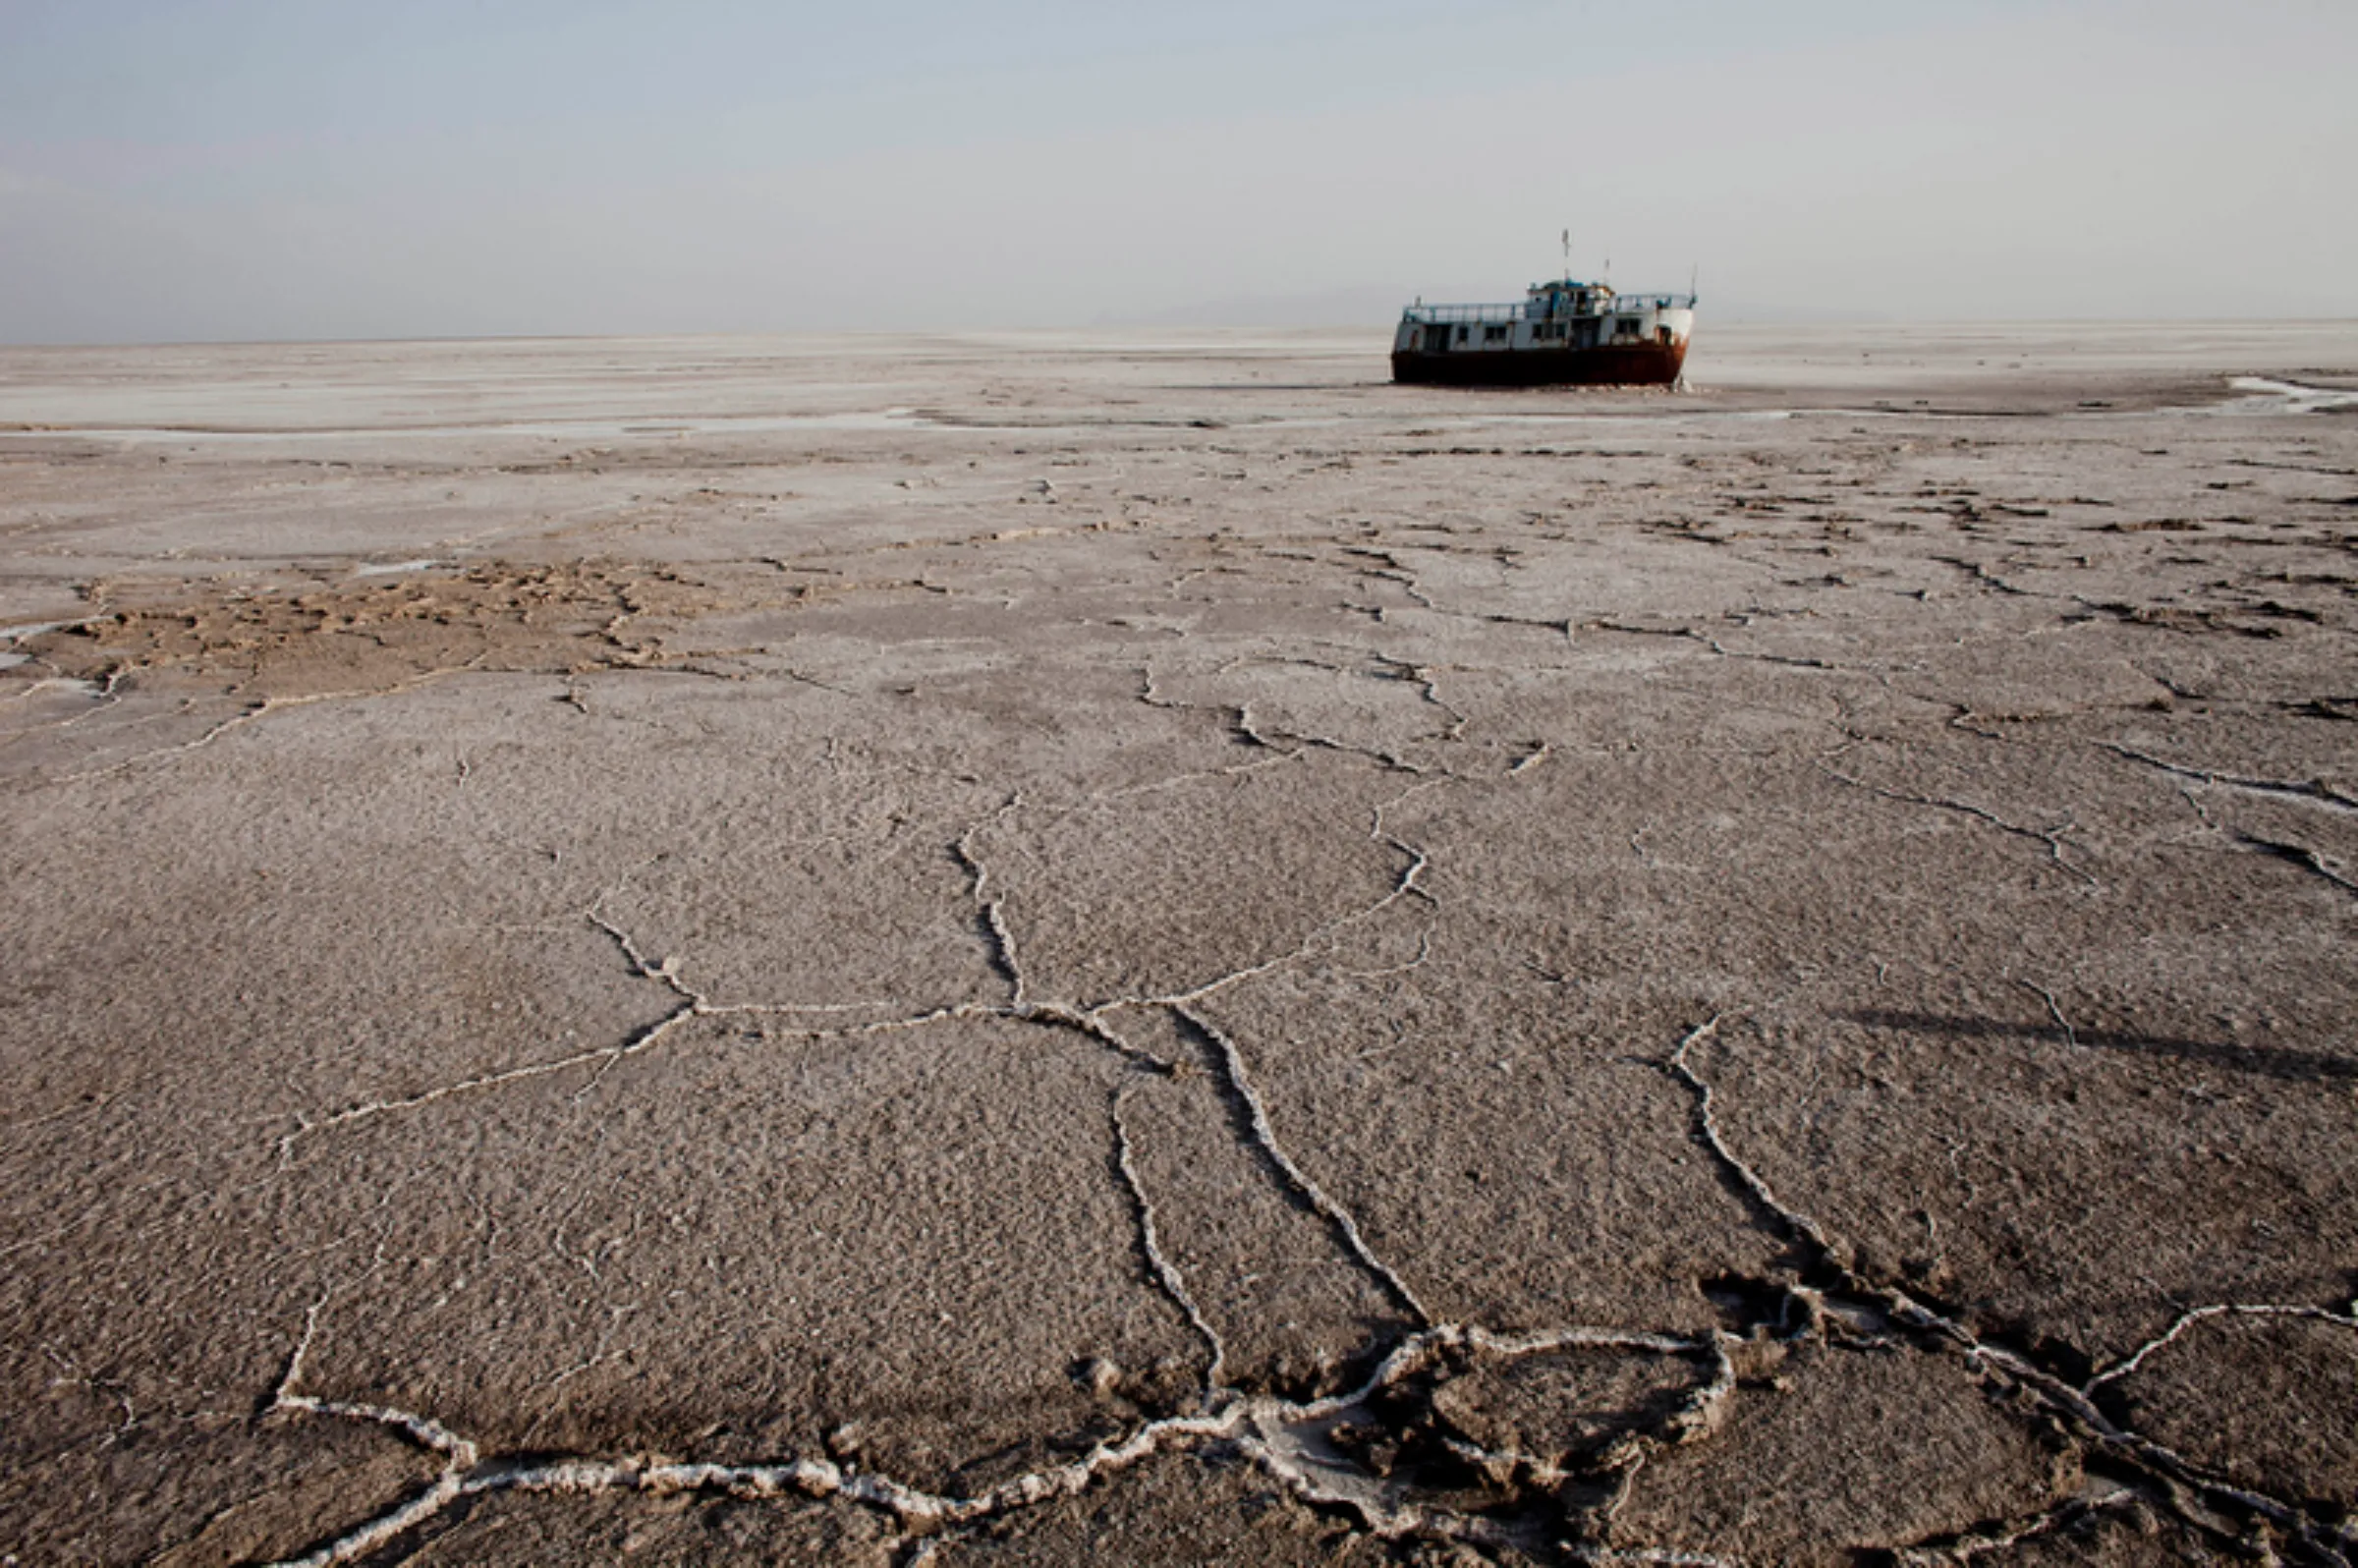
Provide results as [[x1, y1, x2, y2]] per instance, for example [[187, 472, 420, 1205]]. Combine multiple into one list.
[[3, 325, 2354, 1564]]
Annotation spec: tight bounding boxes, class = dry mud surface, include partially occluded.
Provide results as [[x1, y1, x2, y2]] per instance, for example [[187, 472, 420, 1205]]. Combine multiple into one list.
[[2, 324, 2354, 1565]]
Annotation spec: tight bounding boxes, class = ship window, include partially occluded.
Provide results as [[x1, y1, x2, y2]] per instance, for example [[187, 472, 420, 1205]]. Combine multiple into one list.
[[1485, 324, 1509, 343], [1455, 325, 1469, 344]]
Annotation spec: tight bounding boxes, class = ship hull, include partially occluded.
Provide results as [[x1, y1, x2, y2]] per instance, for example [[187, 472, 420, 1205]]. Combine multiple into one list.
[[1391, 339, 1687, 388]]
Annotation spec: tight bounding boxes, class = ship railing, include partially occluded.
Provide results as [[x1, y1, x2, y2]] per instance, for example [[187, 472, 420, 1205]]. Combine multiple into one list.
[[1400, 303, 1526, 325], [1560, 292, 1701, 314], [1402, 293, 1697, 324]]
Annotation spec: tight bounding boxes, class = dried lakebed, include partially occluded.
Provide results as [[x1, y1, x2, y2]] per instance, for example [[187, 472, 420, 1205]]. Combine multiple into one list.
[[2, 327, 2355, 1564]]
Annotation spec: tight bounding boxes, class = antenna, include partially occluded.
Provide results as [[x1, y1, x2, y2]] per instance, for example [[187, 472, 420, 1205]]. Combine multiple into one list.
[[1690, 262, 1699, 306], [1561, 228, 1570, 280]]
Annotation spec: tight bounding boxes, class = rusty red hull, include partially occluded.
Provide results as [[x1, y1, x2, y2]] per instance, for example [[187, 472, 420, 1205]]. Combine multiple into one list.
[[1390, 339, 1687, 388]]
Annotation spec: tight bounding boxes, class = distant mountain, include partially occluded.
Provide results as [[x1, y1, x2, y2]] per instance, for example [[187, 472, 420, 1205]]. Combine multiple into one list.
[[1097, 284, 1891, 330], [1093, 284, 1474, 330], [1703, 298, 1897, 325]]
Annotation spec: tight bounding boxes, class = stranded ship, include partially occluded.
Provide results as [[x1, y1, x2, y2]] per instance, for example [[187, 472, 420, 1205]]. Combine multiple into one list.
[[1392, 277, 1696, 387]]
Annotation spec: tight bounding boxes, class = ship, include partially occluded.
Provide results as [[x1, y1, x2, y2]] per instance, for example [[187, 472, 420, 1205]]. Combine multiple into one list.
[[1391, 277, 1695, 387]]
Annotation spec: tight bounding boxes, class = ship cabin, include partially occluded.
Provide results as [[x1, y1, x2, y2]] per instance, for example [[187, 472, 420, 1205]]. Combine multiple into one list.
[[1393, 280, 1696, 361]]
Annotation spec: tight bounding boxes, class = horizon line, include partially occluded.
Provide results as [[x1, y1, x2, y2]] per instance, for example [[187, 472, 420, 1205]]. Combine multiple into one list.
[[7, 315, 2358, 354]]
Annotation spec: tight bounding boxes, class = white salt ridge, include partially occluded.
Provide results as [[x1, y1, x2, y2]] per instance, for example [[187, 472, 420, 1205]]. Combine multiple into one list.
[[3, 408, 932, 444], [2219, 376, 2358, 414], [0, 618, 97, 643]]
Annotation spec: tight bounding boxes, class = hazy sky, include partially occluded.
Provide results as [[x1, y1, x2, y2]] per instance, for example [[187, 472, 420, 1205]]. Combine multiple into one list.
[[2, 0, 2352, 343]]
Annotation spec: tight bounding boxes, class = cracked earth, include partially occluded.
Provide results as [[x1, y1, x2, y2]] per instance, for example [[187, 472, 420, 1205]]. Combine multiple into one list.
[[3, 325, 2354, 1565]]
